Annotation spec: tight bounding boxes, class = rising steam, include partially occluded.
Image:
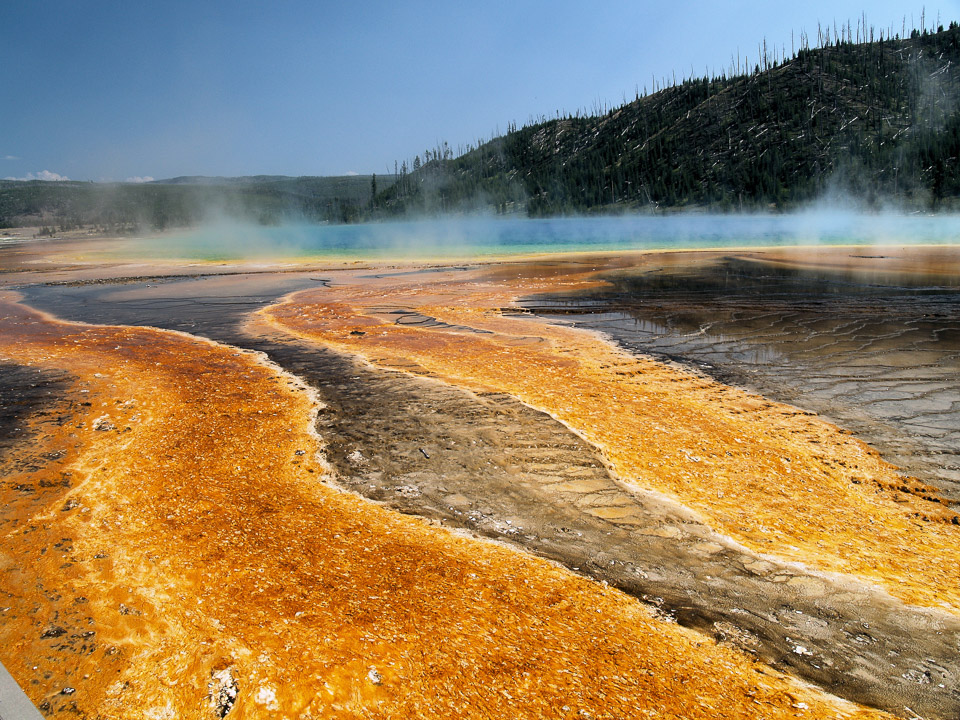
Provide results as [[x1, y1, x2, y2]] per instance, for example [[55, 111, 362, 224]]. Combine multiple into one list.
[[130, 209, 960, 264]]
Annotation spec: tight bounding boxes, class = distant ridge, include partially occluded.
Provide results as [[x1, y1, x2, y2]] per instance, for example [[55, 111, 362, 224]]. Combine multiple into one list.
[[151, 175, 294, 185], [0, 174, 388, 230], [150, 175, 367, 185]]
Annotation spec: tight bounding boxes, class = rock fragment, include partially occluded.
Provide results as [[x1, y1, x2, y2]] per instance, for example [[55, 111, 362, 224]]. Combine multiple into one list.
[[208, 666, 239, 718]]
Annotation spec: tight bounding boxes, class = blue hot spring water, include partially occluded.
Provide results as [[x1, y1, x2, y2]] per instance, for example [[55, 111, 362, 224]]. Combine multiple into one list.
[[150, 213, 960, 261]]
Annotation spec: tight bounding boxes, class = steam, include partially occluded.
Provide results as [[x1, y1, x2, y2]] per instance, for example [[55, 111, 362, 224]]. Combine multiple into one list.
[[129, 210, 960, 264]]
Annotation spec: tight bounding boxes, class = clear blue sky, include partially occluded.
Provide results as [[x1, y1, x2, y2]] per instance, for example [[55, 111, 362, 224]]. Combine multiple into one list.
[[3, 1, 957, 181]]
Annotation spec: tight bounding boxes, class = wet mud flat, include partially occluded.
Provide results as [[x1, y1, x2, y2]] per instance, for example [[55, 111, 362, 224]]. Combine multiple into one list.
[[15, 272, 960, 718], [521, 251, 960, 503]]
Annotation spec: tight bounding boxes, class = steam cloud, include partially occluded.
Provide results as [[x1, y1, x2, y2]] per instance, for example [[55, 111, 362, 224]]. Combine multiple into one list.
[[134, 209, 960, 264]]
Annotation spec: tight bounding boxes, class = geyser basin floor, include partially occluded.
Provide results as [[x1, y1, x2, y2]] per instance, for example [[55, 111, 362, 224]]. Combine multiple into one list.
[[2, 239, 960, 718], [0, 295, 888, 720], [8, 293, 862, 719], [16, 275, 960, 716]]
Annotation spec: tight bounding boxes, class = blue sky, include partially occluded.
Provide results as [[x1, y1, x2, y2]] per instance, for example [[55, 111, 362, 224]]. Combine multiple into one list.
[[3, 1, 958, 181]]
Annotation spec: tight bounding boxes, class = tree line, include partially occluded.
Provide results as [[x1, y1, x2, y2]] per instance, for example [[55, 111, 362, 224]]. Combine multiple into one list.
[[0, 175, 391, 231]]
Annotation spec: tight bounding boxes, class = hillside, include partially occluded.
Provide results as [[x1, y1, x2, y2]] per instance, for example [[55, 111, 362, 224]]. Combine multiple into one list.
[[378, 24, 960, 215], [0, 174, 388, 231]]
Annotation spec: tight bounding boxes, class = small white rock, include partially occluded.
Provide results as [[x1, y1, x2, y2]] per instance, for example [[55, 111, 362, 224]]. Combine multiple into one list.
[[255, 685, 278, 711]]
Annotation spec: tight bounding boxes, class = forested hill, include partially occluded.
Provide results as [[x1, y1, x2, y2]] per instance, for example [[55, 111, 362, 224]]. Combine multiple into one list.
[[377, 24, 960, 216]]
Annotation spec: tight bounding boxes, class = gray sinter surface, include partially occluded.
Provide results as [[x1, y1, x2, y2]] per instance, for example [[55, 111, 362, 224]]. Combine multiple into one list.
[[521, 257, 960, 504]]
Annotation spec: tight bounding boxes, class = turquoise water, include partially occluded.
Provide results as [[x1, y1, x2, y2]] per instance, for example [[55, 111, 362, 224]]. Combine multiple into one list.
[[148, 213, 960, 261]]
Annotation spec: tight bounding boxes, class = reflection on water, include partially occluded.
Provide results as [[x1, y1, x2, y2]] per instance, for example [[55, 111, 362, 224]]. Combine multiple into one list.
[[528, 255, 960, 500]]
